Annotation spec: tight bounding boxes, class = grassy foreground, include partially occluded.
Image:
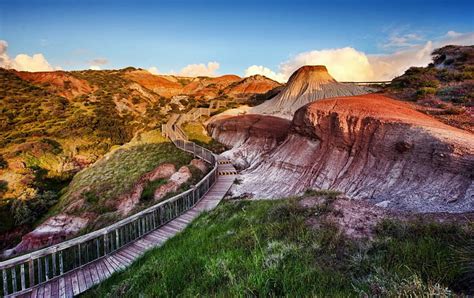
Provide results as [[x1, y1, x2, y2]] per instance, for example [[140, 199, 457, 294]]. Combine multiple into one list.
[[85, 196, 473, 297]]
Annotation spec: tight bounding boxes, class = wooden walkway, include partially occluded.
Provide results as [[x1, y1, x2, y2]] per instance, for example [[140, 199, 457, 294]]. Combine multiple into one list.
[[13, 156, 236, 298]]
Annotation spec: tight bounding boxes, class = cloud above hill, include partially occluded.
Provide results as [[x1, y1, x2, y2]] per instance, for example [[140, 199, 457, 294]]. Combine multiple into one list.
[[245, 31, 474, 82], [88, 58, 108, 70], [148, 61, 220, 77], [0, 40, 58, 72]]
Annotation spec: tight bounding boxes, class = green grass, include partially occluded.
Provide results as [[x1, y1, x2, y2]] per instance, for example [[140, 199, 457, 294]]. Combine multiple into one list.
[[85, 197, 473, 297], [183, 122, 226, 153], [140, 179, 167, 201], [58, 142, 194, 213]]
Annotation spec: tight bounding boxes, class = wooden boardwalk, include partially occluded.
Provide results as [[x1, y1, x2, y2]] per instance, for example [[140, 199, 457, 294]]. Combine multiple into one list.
[[13, 156, 236, 298]]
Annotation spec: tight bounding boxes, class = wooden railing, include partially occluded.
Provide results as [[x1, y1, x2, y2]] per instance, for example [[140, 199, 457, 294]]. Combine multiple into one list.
[[0, 120, 218, 297], [340, 81, 391, 86]]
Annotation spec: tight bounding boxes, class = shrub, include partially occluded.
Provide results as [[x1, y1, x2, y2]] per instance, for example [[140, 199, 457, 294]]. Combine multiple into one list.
[[415, 87, 438, 98], [0, 155, 7, 169], [140, 179, 167, 201], [11, 190, 59, 226]]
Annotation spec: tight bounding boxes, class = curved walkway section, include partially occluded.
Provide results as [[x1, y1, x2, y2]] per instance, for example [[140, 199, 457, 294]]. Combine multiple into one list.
[[1, 107, 236, 297]]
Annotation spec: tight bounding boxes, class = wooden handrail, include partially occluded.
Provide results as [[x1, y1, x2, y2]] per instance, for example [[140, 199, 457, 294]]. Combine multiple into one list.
[[0, 111, 219, 296]]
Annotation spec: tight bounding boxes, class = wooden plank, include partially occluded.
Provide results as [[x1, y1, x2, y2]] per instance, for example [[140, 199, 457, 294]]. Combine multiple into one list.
[[37, 285, 44, 298], [70, 272, 80, 296], [31, 287, 38, 298], [115, 251, 134, 264], [126, 244, 144, 256], [102, 258, 116, 276], [131, 241, 149, 251], [76, 270, 87, 293], [50, 279, 59, 298], [98, 261, 111, 279], [144, 233, 165, 244], [82, 266, 92, 289], [103, 257, 120, 273], [64, 275, 74, 298], [93, 262, 105, 282], [107, 256, 124, 271], [88, 264, 99, 285], [58, 277, 65, 298], [43, 282, 51, 298], [113, 253, 132, 266], [109, 256, 126, 270], [120, 248, 139, 260]]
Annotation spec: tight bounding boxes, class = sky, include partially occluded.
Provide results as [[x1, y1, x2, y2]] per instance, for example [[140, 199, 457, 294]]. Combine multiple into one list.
[[0, 0, 473, 81]]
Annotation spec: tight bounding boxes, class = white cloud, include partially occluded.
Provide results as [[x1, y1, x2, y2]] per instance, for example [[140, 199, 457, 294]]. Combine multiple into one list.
[[244, 31, 474, 82], [244, 65, 286, 82], [148, 66, 160, 75], [89, 58, 108, 65], [148, 61, 220, 77], [382, 33, 424, 49], [0, 40, 57, 72], [88, 65, 101, 70], [179, 61, 219, 77]]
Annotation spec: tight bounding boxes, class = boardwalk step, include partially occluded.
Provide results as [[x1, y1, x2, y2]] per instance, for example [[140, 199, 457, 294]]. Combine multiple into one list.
[[218, 171, 237, 176]]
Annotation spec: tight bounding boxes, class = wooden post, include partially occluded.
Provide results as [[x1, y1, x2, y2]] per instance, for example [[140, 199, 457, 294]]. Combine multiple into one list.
[[11, 266, 17, 292], [28, 259, 34, 287], [37, 258, 42, 283], [20, 264, 25, 290], [115, 229, 120, 249], [59, 251, 64, 275], [52, 251, 57, 276], [78, 244, 82, 267], [44, 257, 49, 281], [103, 234, 108, 255], [2, 269, 8, 296]]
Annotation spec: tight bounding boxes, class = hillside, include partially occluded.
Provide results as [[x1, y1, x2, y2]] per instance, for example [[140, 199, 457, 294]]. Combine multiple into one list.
[[388, 45, 474, 132], [87, 194, 474, 296], [0, 67, 280, 253]]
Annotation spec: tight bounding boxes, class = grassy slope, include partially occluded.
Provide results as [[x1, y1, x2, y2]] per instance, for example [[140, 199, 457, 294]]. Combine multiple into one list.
[[86, 196, 473, 297], [54, 142, 194, 218], [183, 122, 226, 153]]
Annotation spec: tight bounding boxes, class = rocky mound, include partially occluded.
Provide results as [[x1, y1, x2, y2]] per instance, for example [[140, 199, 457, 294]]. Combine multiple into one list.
[[208, 114, 291, 169], [123, 70, 183, 98], [224, 75, 282, 99], [210, 94, 474, 213], [250, 65, 368, 119], [14, 70, 94, 99]]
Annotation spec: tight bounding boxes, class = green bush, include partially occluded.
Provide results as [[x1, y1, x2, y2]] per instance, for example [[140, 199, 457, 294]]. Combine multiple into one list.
[[140, 179, 167, 201], [0, 155, 7, 169], [416, 87, 438, 98], [10, 191, 59, 226]]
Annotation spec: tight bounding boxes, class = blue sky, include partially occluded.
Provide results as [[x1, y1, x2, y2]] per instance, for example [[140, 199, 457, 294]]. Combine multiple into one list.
[[0, 0, 473, 80]]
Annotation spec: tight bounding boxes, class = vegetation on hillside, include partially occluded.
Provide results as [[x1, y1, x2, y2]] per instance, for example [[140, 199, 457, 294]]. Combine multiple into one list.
[[86, 194, 473, 297], [391, 45, 473, 105], [182, 122, 226, 153]]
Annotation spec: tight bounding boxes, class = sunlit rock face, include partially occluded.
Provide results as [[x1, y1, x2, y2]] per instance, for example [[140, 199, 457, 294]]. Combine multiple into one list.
[[208, 114, 291, 169], [212, 94, 474, 213], [250, 65, 368, 119]]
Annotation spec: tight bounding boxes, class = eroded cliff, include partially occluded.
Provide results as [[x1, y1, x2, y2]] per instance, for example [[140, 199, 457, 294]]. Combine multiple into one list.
[[210, 94, 474, 213]]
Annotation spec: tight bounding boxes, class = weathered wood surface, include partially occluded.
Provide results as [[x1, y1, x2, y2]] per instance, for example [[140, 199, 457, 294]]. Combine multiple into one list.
[[11, 157, 235, 298]]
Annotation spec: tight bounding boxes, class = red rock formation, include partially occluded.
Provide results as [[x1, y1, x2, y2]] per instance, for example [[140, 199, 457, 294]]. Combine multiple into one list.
[[4, 214, 91, 257], [208, 114, 291, 169], [224, 75, 282, 98], [250, 65, 368, 119], [211, 94, 474, 213], [14, 70, 94, 99]]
